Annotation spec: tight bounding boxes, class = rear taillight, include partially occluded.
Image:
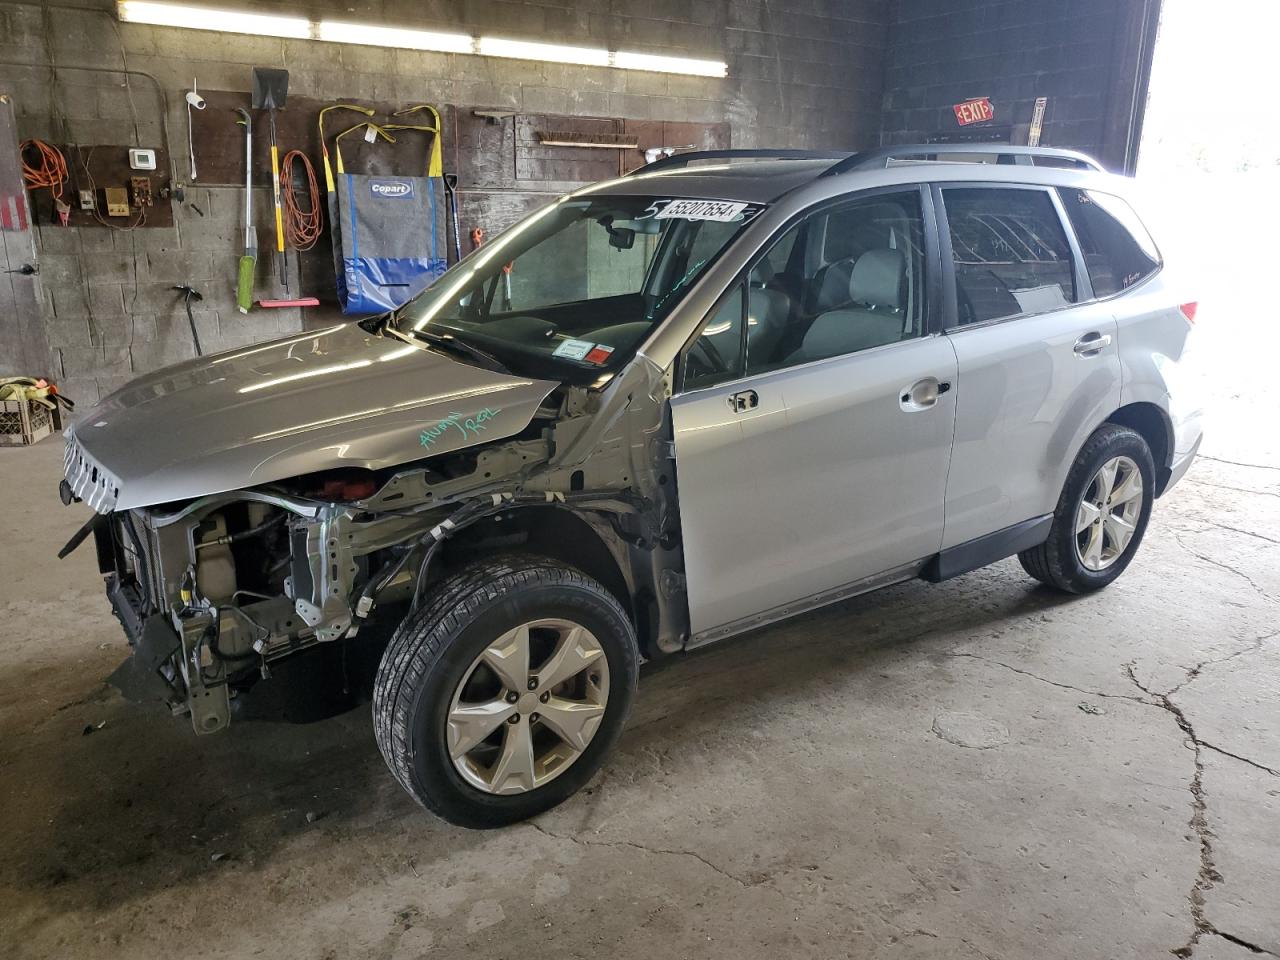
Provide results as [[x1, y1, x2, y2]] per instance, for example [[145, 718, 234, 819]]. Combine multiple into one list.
[[1179, 302, 1198, 324]]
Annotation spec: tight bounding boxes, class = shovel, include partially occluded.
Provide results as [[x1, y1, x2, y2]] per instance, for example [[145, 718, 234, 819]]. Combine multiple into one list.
[[252, 67, 289, 292]]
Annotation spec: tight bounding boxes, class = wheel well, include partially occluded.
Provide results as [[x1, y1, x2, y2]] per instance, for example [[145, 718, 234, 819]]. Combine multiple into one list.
[[438, 506, 634, 620], [1107, 402, 1173, 494]]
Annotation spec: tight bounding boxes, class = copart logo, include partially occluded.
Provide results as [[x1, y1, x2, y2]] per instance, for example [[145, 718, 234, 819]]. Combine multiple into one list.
[[370, 179, 414, 199]]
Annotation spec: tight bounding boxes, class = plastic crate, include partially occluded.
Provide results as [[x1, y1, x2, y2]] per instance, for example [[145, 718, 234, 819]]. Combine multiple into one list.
[[0, 397, 55, 446]]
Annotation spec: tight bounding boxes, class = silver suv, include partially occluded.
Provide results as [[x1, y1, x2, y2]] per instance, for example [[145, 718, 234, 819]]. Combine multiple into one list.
[[60, 145, 1202, 827]]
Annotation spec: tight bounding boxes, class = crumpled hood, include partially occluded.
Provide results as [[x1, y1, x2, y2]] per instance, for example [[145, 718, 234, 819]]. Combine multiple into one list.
[[64, 323, 559, 511]]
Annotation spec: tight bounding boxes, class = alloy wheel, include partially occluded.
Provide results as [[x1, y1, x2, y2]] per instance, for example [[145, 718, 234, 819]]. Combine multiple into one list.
[[1075, 455, 1143, 571], [446, 619, 610, 795]]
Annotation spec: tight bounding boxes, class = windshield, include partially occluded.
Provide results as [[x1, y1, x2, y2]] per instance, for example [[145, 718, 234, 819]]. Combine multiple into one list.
[[393, 194, 765, 383]]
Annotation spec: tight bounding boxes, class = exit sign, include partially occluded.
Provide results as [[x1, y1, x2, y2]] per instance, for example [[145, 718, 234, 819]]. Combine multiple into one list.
[[953, 97, 994, 126]]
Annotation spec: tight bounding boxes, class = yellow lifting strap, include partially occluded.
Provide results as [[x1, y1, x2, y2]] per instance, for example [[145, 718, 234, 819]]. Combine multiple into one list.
[[0, 377, 59, 409], [332, 122, 397, 175], [318, 104, 376, 193], [390, 104, 444, 177]]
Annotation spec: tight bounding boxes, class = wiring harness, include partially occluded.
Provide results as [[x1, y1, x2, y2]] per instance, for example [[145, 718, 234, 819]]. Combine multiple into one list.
[[280, 149, 321, 250]]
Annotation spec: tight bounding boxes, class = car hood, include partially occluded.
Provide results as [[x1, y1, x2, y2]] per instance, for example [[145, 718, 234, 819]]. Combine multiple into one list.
[[64, 323, 559, 511]]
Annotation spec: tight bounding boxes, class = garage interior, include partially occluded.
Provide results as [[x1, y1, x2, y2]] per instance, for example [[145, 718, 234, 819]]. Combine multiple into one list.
[[1, 0, 1276, 956]]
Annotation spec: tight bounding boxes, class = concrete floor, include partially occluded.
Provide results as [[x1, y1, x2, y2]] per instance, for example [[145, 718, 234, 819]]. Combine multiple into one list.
[[1, 422, 1276, 959]]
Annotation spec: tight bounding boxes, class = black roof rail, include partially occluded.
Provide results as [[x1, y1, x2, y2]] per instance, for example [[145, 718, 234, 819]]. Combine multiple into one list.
[[822, 144, 1105, 176], [630, 149, 854, 176]]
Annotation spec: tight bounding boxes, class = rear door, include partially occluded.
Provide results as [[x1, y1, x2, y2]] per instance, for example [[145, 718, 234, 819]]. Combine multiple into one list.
[[935, 183, 1121, 549], [670, 187, 959, 641]]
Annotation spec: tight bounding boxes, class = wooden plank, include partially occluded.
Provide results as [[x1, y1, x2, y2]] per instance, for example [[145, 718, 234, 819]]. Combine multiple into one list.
[[619, 119, 731, 173], [189, 90, 456, 186], [515, 115, 619, 182], [55, 142, 175, 229]]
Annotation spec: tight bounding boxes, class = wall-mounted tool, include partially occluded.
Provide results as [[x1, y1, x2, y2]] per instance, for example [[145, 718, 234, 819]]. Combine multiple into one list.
[[251, 67, 290, 292], [234, 107, 256, 314], [442, 173, 461, 264], [185, 80, 206, 179], [172, 284, 204, 355]]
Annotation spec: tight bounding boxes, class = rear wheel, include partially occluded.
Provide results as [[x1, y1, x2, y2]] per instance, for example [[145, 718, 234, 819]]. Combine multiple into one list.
[[373, 555, 638, 827], [1019, 423, 1155, 594]]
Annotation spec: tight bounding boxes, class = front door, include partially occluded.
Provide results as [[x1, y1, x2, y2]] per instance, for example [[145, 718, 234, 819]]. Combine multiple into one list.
[[670, 188, 958, 640]]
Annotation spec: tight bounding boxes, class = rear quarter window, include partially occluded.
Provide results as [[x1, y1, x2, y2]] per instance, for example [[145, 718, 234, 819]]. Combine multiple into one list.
[[1060, 188, 1161, 297]]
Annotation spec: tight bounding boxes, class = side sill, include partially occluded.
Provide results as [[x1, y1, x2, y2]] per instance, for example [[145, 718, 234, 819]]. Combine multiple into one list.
[[685, 559, 926, 650], [920, 514, 1052, 583]]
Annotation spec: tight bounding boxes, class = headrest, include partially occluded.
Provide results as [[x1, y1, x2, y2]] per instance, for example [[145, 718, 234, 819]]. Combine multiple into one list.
[[848, 248, 904, 311]]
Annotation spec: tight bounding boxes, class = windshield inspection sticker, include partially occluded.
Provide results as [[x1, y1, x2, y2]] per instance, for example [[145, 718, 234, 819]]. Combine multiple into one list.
[[585, 344, 614, 365], [652, 199, 749, 222], [552, 338, 595, 360]]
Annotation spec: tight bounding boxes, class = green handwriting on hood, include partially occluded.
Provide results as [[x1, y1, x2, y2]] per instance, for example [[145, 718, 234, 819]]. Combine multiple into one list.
[[420, 408, 503, 448]]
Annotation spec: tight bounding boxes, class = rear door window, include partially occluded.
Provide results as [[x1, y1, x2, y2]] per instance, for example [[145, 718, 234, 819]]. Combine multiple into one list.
[[942, 187, 1077, 324], [1059, 188, 1161, 297]]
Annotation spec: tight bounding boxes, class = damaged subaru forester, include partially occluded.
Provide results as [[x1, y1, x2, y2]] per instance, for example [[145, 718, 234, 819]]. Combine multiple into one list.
[[60, 146, 1202, 827]]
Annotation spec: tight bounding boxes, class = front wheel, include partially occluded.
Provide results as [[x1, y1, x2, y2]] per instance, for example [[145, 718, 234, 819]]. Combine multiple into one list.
[[373, 555, 639, 828], [1019, 423, 1155, 594]]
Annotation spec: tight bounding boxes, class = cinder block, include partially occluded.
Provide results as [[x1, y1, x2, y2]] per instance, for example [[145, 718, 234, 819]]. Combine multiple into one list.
[[144, 250, 215, 284], [35, 254, 83, 287], [46, 315, 93, 349], [81, 252, 139, 284], [89, 283, 127, 317], [50, 284, 89, 318], [57, 345, 106, 378], [57, 377, 101, 408]]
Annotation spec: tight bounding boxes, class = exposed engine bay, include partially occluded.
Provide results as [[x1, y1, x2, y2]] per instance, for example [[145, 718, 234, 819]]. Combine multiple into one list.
[[75, 362, 686, 735]]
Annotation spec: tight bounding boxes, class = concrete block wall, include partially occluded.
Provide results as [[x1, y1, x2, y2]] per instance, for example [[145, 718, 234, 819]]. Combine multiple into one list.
[[879, 0, 1160, 172], [0, 0, 891, 405]]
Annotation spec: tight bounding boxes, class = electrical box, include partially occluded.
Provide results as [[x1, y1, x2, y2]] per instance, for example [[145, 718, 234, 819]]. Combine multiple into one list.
[[102, 186, 129, 217], [128, 148, 157, 171], [129, 176, 153, 208], [78, 189, 94, 211]]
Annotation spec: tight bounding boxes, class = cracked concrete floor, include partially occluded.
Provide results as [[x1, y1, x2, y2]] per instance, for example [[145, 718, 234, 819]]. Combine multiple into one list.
[[1, 435, 1276, 960]]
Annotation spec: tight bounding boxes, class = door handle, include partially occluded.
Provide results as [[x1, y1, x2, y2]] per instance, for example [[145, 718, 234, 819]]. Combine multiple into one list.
[[1073, 332, 1112, 356], [727, 389, 758, 413], [899, 378, 949, 412]]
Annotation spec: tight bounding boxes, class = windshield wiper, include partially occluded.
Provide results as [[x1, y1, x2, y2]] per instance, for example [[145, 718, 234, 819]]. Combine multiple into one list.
[[407, 328, 511, 374]]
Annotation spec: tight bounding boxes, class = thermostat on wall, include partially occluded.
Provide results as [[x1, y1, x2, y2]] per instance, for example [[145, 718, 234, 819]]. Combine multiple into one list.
[[128, 148, 157, 171]]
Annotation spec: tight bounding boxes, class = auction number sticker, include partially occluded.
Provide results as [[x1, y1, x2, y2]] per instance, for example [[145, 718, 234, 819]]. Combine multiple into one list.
[[640, 199, 760, 223]]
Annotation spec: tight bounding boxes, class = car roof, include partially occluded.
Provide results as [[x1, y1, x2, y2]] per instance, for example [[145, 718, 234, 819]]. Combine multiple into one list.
[[582, 147, 1134, 206], [592, 158, 838, 205]]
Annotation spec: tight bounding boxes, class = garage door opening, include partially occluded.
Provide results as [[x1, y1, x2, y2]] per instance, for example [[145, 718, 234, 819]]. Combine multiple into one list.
[[1139, 0, 1280, 463]]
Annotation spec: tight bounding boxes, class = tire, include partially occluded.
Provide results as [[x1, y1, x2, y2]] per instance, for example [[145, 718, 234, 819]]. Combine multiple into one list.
[[373, 554, 639, 828], [1018, 423, 1155, 594]]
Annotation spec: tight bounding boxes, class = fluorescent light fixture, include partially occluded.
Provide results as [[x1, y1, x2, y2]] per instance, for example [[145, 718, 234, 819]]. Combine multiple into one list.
[[117, 0, 310, 38], [613, 50, 727, 77], [115, 3, 726, 77], [317, 21, 473, 54], [478, 36, 609, 67]]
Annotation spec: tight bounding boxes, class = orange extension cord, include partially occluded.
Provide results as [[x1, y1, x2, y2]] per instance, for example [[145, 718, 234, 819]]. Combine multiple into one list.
[[19, 139, 67, 198], [280, 149, 321, 251]]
